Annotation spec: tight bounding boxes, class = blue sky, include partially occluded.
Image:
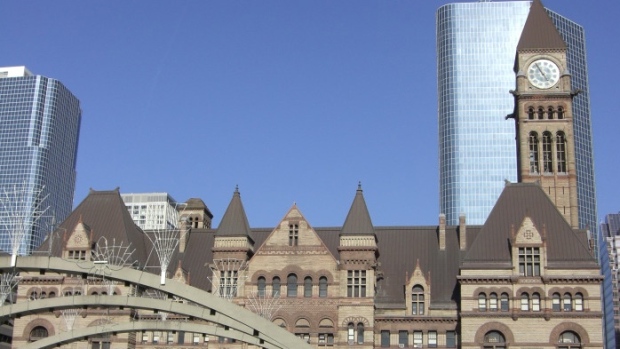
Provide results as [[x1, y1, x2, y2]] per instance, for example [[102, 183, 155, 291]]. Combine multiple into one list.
[[2, 1, 619, 228]]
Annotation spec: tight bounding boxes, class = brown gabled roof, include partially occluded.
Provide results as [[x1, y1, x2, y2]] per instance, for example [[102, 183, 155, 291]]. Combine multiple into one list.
[[170, 225, 478, 306], [214, 187, 254, 243], [38, 189, 151, 267], [340, 183, 375, 237], [463, 183, 595, 268], [517, 0, 566, 51]]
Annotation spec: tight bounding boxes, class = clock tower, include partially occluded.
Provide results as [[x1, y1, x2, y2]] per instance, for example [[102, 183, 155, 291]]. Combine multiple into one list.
[[512, 0, 578, 228]]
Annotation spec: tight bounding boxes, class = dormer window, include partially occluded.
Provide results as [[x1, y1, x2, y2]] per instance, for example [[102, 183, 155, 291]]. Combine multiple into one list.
[[411, 285, 425, 315], [518, 247, 540, 276]]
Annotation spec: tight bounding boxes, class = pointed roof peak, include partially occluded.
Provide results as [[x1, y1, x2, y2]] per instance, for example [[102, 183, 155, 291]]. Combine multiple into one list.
[[215, 187, 254, 242], [340, 184, 375, 237], [517, 0, 566, 51]]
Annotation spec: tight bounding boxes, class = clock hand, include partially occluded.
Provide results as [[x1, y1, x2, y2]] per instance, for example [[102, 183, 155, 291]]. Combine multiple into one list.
[[535, 63, 549, 81]]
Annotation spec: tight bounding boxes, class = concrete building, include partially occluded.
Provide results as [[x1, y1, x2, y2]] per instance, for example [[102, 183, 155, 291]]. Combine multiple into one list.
[[0, 66, 81, 255], [121, 192, 181, 230]]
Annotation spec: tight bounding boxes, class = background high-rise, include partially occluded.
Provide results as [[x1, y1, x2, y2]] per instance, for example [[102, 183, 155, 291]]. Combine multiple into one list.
[[0, 66, 81, 254]]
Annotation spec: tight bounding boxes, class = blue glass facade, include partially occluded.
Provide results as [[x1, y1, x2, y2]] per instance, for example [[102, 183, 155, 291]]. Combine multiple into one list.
[[0, 70, 81, 254], [437, 1, 530, 226]]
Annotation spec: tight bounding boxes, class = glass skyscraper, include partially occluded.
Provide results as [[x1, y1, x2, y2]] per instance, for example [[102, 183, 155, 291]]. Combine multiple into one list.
[[437, 1, 597, 236], [0, 66, 81, 255]]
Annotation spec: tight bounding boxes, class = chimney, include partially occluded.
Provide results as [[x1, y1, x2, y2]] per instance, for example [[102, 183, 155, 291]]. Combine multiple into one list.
[[439, 214, 446, 251], [179, 217, 190, 253], [459, 214, 466, 250]]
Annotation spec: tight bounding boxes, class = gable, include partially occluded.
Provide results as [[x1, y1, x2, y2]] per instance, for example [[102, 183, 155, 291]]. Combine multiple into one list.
[[250, 205, 337, 268]]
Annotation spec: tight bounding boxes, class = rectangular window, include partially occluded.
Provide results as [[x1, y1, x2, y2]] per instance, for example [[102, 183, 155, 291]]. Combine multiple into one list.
[[153, 331, 160, 344], [446, 331, 456, 348], [347, 270, 366, 297], [381, 331, 390, 348], [413, 331, 423, 348], [219, 270, 238, 297], [289, 223, 299, 246], [193, 333, 200, 344], [518, 247, 540, 276], [428, 331, 437, 348], [142, 332, 148, 343], [399, 330, 408, 347], [167, 332, 174, 343], [297, 333, 309, 343], [319, 333, 334, 346]]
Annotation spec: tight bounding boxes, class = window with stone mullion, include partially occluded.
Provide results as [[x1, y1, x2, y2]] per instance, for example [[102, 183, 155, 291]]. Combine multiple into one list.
[[347, 270, 366, 297]]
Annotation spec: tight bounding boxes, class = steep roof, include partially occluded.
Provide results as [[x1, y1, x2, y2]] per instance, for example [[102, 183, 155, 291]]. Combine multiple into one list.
[[214, 187, 254, 242], [517, 0, 566, 51], [463, 183, 595, 268], [340, 183, 375, 237], [38, 188, 151, 267]]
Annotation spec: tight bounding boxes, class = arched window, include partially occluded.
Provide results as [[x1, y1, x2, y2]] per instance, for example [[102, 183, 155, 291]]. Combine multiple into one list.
[[257, 277, 266, 297], [557, 106, 565, 119], [537, 107, 545, 120], [521, 293, 530, 311], [556, 132, 567, 173], [542, 131, 553, 173], [527, 107, 535, 120], [48, 291, 56, 298], [287, 274, 298, 297], [574, 293, 584, 311], [478, 293, 487, 312], [559, 331, 581, 349], [357, 323, 364, 344], [483, 331, 506, 349], [532, 293, 541, 312], [563, 293, 572, 311], [489, 293, 498, 311], [500, 293, 509, 311], [529, 132, 539, 173], [552, 293, 561, 311], [304, 277, 312, 298], [29, 326, 49, 342], [547, 106, 555, 119], [348, 323, 354, 343], [412, 285, 425, 315], [272, 277, 281, 297], [319, 276, 328, 298]]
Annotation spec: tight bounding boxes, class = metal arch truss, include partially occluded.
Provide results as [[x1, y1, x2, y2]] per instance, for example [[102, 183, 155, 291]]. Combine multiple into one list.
[[0, 256, 312, 349]]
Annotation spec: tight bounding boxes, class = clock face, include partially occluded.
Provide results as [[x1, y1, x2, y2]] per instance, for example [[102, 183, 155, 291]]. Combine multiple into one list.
[[527, 59, 560, 89]]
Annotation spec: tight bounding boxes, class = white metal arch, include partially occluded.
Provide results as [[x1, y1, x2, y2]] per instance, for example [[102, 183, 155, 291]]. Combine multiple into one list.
[[0, 256, 311, 349]]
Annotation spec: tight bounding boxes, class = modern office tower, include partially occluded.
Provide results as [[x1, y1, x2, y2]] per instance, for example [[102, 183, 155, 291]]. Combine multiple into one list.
[[121, 192, 181, 230], [601, 212, 620, 345], [0, 66, 81, 255], [437, 1, 597, 237]]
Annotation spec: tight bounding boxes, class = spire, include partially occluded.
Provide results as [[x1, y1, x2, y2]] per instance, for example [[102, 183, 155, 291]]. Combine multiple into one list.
[[517, 0, 566, 51], [340, 183, 375, 237], [215, 186, 254, 242]]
